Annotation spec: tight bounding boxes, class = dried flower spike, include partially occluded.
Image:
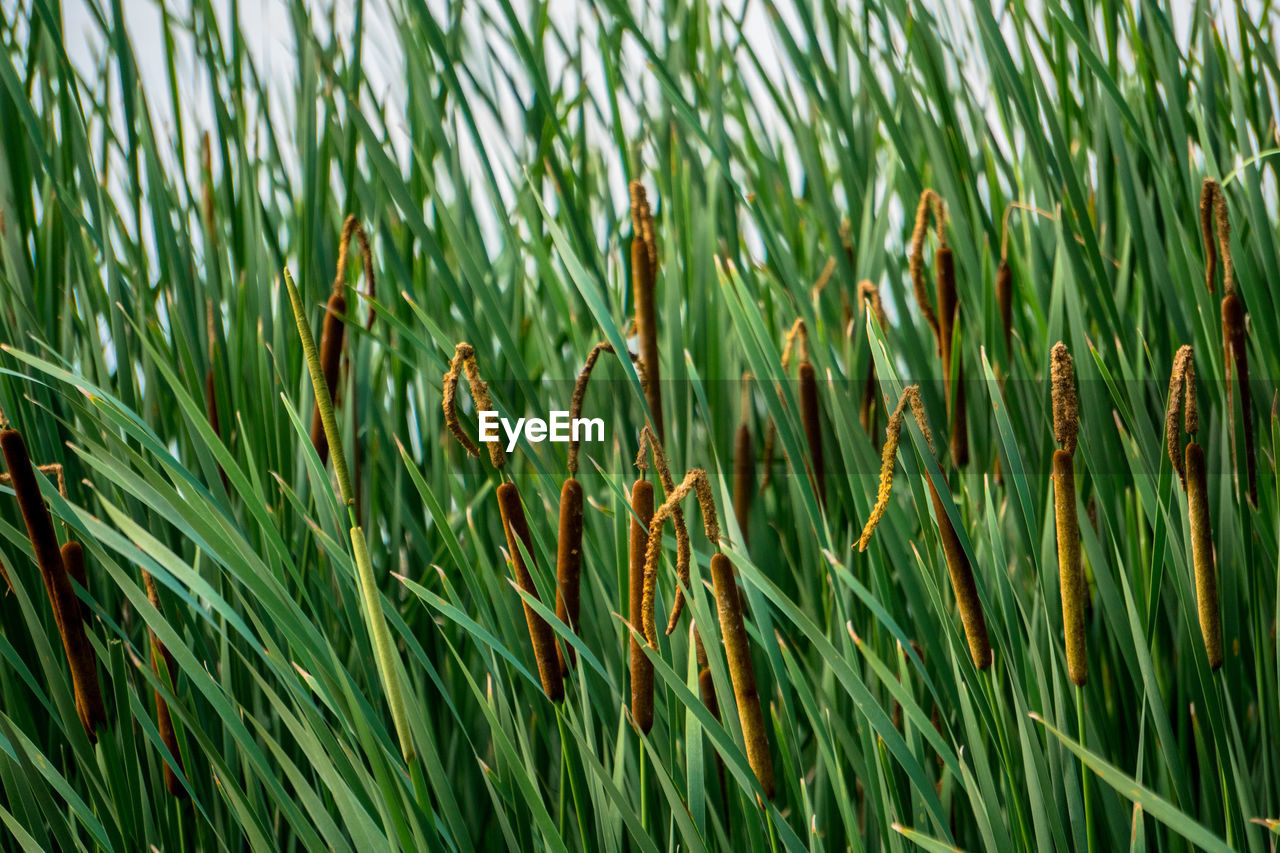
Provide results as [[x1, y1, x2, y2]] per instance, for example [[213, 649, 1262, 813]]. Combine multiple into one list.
[[641, 468, 721, 648], [1050, 341, 1085, 686], [631, 181, 664, 441], [497, 483, 564, 703], [442, 342, 506, 469], [710, 553, 775, 799], [1165, 345, 1197, 488], [634, 426, 692, 635], [629, 478, 655, 733], [61, 541, 89, 624], [0, 429, 106, 739]]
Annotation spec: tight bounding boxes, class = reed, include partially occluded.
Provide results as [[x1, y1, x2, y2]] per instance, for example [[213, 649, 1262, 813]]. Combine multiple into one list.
[[733, 374, 754, 549], [857, 387, 991, 670], [443, 340, 563, 702], [910, 189, 968, 467], [284, 268, 415, 762], [630, 181, 664, 441], [1166, 346, 1222, 670], [1050, 342, 1086, 686], [629, 477, 655, 733], [141, 569, 187, 797], [1202, 179, 1256, 505], [0, 429, 106, 739]]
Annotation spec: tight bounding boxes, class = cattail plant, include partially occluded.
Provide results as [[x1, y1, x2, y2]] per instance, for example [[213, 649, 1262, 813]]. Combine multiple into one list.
[[309, 216, 374, 467], [443, 341, 563, 702], [630, 181, 664, 441], [761, 318, 825, 504], [141, 569, 187, 797], [1050, 342, 1086, 686], [857, 387, 991, 670], [0, 429, 106, 739], [733, 373, 754, 549], [629, 475, 655, 732], [910, 189, 968, 467], [857, 280, 888, 438], [555, 341, 620, 673], [1166, 345, 1222, 670], [1201, 179, 1256, 506], [641, 465, 775, 799], [634, 427, 693, 636], [284, 268, 416, 762], [61, 541, 88, 624]]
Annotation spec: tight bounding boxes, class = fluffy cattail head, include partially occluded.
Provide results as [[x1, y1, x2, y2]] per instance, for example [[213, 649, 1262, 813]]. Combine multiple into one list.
[[1201, 179, 1235, 296], [640, 468, 721, 647], [635, 426, 692, 635], [1050, 342, 1078, 454], [909, 190, 946, 350], [568, 342, 614, 475]]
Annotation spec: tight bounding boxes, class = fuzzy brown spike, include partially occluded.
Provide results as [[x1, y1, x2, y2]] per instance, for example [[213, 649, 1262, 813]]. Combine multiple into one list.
[[142, 569, 187, 797], [1186, 443, 1223, 670], [1222, 293, 1257, 505], [798, 360, 825, 503], [710, 553, 775, 799], [442, 343, 506, 469], [61, 542, 88, 624], [630, 182, 664, 441], [1200, 179, 1217, 294], [1053, 450, 1086, 685], [497, 483, 563, 703], [937, 246, 969, 466], [926, 480, 992, 670], [629, 479, 655, 733], [1, 430, 105, 740], [555, 478, 584, 674], [568, 342, 615, 475], [1050, 342, 1078, 454], [309, 292, 347, 465]]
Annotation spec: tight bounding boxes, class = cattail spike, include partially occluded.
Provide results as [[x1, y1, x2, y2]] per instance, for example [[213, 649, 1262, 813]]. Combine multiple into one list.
[[1166, 345, 1196, 489], [925, 479, 992, 670], [1186, 443, 1223, 670], [496, 483, 563, 702], [309, 292, 347, 466], [568, 342, 615, 475], [61, 541, 89, 624], [710, 553, 775, 799], [629, 479, 655, 733], [1221, 293, 1257, 505], [642, 469, 721, 646], [1053, 450, 1086, 685], [857, 386, 933, 551], [798, 360, 825, 503], [442, 343, 506, 469], [909, 190, 945, 349], [631, 181, 664, 441], [1200, 179, 1217, 294], [0, 430, 105, 739], [632, 426, 692, 635], [936, 247, 969, 466], [555, 478, 584, 674], [1050, 342, 1079, 454]]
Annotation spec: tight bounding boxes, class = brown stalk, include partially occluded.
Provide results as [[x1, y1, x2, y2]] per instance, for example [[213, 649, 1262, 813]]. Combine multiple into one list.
[[142, 570, 187, 797], [631, 181, 664, 441], [1051, 342, 1086, 686], [761, 319, 823, 500], [629, 478, 655, 733], [856, 388, 991, 670], [0, 430, 105, 739], [1165, 346, 1222, 670]]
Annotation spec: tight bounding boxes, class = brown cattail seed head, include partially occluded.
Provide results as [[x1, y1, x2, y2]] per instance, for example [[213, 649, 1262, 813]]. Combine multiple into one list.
[[1221, 292, 1257, 504], [1050, 342, 1078, 454], [710, 553, 775, 799], [857, 386, 933, 551], [1166, 345, 1197, 489], [1200, 179, 1217, 294], [926, 479, 992, 670], [0, 430, 105, 739], [1185, 443, 1223, 670], [61, 542, 89, 624], [555, 478, 584, 674], [496, 483, 563, 702], [1053, 449, 1086, 686], [629, 479, 655, 733]]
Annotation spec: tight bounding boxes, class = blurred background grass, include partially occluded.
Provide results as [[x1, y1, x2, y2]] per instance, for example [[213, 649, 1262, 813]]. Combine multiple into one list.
[[1, 0, 1278, 849]]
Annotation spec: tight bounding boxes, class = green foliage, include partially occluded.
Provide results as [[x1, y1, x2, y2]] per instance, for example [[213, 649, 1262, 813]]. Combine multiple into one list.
[[0, 0, 1278, 849]]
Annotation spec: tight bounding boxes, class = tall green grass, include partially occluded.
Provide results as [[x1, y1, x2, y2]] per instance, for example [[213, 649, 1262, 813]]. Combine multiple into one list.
[[0, 0, 1277, 849]]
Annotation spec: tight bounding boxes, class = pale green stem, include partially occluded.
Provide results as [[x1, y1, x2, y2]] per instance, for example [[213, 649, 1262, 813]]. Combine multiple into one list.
[[283, 267, 414, 764]]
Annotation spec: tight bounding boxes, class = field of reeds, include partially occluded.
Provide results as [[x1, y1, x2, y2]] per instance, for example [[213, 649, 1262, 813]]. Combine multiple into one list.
[[2, 0, 1279, 849]]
